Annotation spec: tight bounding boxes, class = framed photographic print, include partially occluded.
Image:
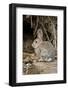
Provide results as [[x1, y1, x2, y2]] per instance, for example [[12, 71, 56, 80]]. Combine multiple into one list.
[[9, 3, 66, 86]]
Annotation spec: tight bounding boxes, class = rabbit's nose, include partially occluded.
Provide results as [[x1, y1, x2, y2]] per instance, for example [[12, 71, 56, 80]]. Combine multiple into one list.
[[32, 44, 33, 47], [32, 44, 34, 47]]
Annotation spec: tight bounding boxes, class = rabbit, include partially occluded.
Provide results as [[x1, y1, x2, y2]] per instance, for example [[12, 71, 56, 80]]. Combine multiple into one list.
[[32, 38, 57, 62]]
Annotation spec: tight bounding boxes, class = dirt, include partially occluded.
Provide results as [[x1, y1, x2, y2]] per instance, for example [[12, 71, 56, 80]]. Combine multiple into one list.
[[23, 52, 57, 75]]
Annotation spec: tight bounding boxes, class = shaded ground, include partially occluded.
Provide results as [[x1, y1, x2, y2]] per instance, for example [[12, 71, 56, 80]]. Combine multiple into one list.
[[23, 52, 57, 75]]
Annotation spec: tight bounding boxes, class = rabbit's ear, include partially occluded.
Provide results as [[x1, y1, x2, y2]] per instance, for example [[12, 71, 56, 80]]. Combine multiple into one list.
[[37, 29, 43, 40], [37, 34, 43, 40]]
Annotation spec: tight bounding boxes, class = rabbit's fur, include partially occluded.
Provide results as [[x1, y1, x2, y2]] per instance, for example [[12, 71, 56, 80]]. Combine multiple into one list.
[[32, 38, 57, 62]]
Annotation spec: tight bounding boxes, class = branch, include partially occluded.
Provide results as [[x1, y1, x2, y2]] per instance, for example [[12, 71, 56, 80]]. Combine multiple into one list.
[[31, 16, 32, 28], [48, 16, 57, 48], [40, 22, 50, 41], [33, 16, 39, 37]]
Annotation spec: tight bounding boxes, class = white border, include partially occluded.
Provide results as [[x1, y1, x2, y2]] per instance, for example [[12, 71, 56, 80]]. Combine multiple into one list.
[[16, 7, 64, 83]]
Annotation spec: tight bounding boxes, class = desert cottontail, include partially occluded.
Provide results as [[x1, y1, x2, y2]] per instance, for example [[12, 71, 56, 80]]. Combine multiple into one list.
[[32, 38, 56, 62]]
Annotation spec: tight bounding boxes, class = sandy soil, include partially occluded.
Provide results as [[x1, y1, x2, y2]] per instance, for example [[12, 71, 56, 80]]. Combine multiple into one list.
[[23, 52, 57, 75]]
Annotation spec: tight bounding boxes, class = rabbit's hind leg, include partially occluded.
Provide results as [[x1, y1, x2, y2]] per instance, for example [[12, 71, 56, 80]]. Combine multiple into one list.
[[43, 57, 52, 62], [47, 58, 52, 62]]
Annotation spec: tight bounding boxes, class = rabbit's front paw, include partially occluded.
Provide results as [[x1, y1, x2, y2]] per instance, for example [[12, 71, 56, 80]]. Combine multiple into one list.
[[38, 57, 43, 62]]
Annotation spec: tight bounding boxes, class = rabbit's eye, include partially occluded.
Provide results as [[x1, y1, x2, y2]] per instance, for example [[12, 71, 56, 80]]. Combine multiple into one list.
[[35, 41, 37, 43]]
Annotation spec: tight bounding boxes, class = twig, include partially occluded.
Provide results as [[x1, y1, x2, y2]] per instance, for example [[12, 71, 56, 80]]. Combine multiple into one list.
[[40, 22, 50, 41], [34, 16, 39, 37]]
